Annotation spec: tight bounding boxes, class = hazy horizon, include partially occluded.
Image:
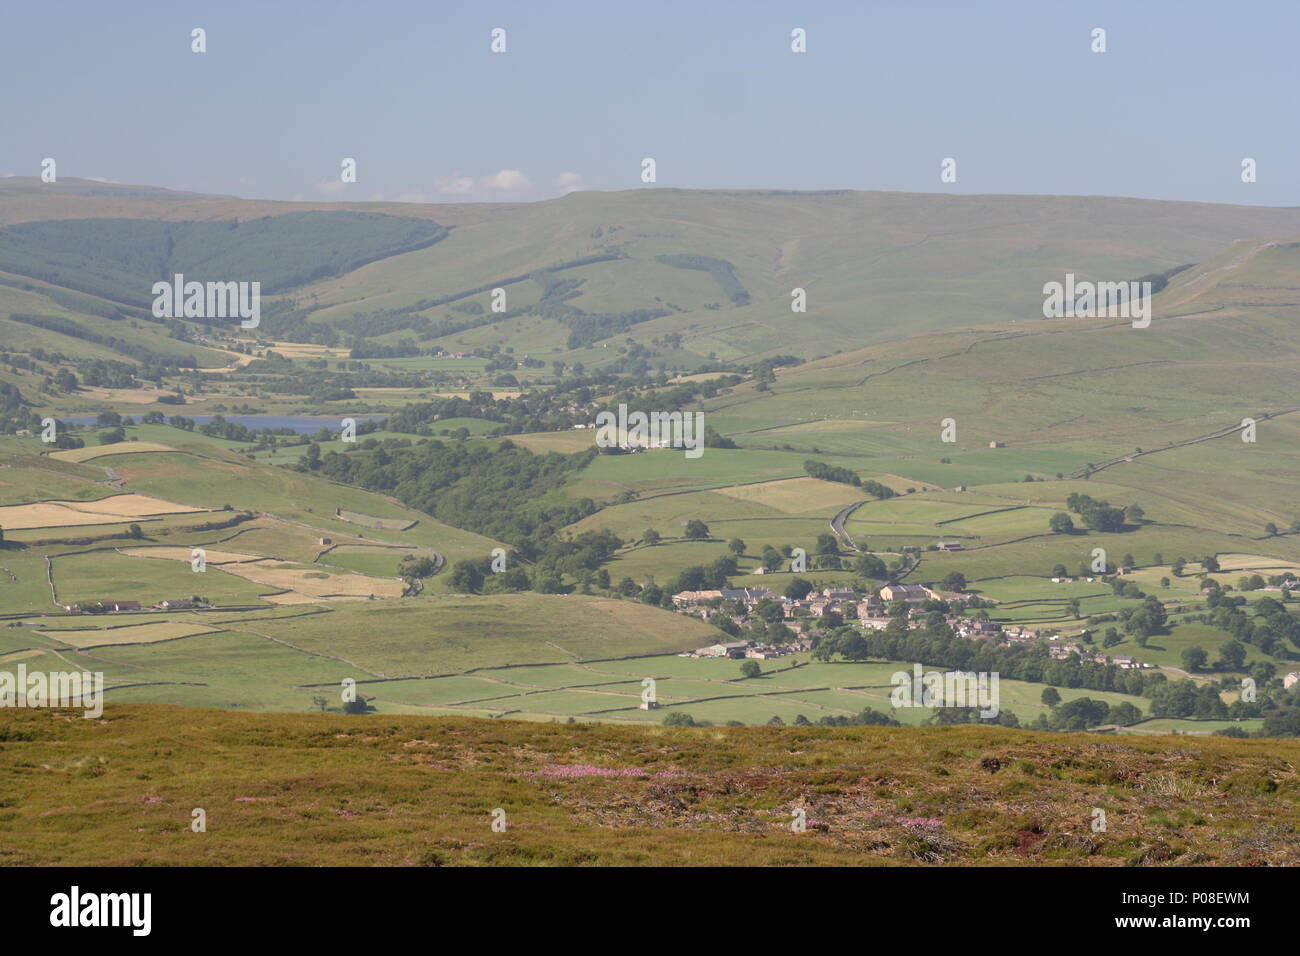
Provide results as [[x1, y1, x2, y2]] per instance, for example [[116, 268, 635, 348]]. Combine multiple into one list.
[[6, 175, 1299, 213], [4, 0, 1297, 207]]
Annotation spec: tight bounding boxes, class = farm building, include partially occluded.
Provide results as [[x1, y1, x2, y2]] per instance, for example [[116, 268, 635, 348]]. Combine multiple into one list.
[[694, 641, 753, 659], [878, 584, 935, 603], [98, 600, 141, 612], [673, 589, 724, 607]]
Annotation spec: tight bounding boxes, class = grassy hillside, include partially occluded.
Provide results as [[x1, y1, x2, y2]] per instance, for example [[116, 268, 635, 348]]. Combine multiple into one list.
[[7, 180, 1300, 371], [1, 705, 1296, 866]]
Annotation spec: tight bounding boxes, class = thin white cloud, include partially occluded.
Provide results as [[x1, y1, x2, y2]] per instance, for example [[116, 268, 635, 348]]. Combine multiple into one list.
[[436, 175, 474, 195], [480, 169, 530, 192], [555, 171, 584, 194]]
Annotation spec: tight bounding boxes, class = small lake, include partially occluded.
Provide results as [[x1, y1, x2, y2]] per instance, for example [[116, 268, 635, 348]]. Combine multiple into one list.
[[66, 414, 385, 434]]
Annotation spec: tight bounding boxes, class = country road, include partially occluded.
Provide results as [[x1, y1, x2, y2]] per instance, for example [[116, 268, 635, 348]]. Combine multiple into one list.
[[830, 500, 868, 551]]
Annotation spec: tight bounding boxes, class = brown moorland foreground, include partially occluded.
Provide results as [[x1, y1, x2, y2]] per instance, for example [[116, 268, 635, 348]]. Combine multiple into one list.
[[0, 705, 1296, 867]]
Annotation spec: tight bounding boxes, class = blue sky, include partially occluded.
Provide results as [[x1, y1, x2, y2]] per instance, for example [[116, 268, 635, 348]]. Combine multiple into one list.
[[4, 0, 1297, 205]]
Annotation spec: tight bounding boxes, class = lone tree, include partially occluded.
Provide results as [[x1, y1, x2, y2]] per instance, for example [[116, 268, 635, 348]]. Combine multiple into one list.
[[941, 571, 967, 593], [642, 528, 661, 546], [855, 554, 887, 579], [1181, 646, 1209, 672], [398, 554, 437, 578], [1049, 512, 1074, 534], [739, 660, 761, 679], [727, 537, 746, 555], [683, 519, 710, 540], [784, 577, 813, 600], [1041, 687, 1061, 708]]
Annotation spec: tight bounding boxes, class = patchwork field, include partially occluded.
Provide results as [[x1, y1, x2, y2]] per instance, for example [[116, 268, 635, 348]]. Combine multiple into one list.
[[36, 620, 218, 648], [355, 652, 1151, 725], [50, 441, 177, 462], [0, 493, 207, 529], [121, 548, 405, 600]]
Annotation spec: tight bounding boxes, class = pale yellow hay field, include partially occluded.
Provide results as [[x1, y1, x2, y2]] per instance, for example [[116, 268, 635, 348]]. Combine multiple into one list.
[[39, 621, 217, 648], [75, 493, 207, 517], [115, 548, 403, 599], [121, 547, 264, 564], [874, 473, 940, 493], [425, 390, 522, 399], [713, 477, 865, 514], [0, 494, 206, 529], [51, 441, 177, 462], [668, 373, 735, 384], [267, 341, 350, 359], [0, 504, 131, 529], [233, 561, 404, 598]]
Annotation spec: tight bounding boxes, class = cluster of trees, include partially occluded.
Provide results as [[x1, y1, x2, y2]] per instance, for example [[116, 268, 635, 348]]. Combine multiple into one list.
[[1197, 591, 1300, 657], [1064, 493, 1138, 533], [196, 415, 306, 443], [1149, 679, 1250, 719], [305, 439, 598, 555], [396, 554, 437, 579], [804, 459, 859, 486], [802, 460, 898, 500], [447, 529, 624, 596], [654, 253, 751, 305], [0, 383, 41, 435], [76, 358, 139, 389], [1039, 693, 1140, 730], [0, 213, 449, 310], [666, 707, 901, 729], [1115, 596, 1168, 641]]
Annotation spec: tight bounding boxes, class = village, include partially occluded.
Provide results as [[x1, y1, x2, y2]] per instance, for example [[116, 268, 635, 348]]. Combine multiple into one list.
[[671, 581, 1157, 670]]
